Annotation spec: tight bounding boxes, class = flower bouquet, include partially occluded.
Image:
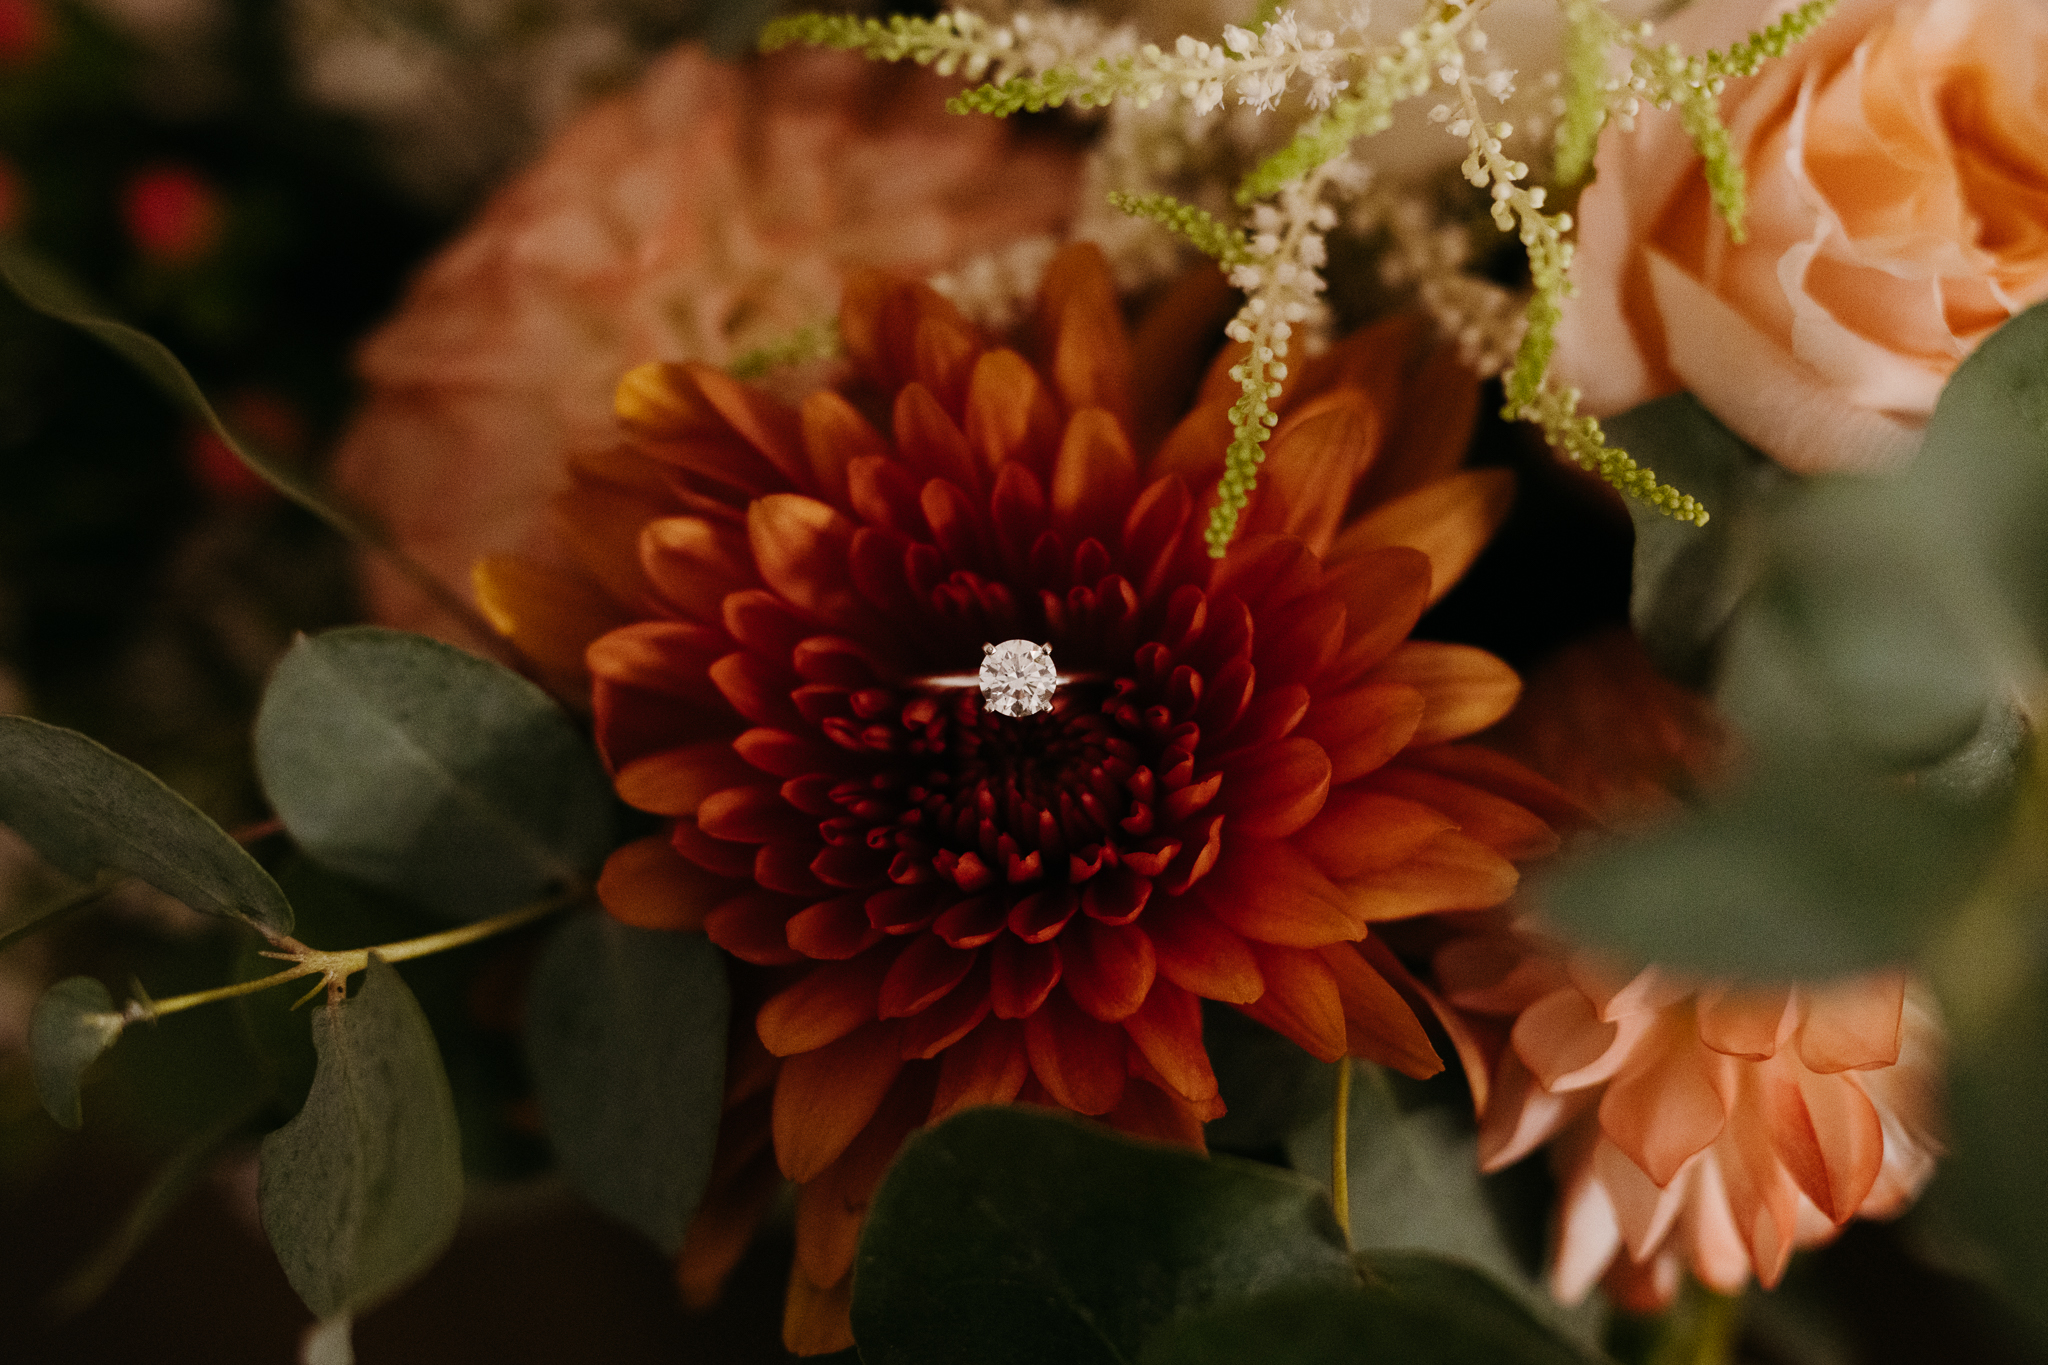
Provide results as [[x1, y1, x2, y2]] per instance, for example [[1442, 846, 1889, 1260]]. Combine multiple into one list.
[[4, 0, 2047, 1362]]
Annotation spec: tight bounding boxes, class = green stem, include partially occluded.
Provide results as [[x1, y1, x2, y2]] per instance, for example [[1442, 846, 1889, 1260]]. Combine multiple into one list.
[[130, 887, 584, 1023], [1331, 1057, 1352, 1247]]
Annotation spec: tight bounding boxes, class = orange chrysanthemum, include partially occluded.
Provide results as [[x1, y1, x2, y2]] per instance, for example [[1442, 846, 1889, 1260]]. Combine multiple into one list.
[[478, 243, 1578, 1352]]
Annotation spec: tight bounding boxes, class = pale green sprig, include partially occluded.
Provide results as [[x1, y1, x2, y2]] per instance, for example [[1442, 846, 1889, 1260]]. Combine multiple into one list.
[[1616, 0, 1838, 241], [1523, 384, 1708, 525], [1105, 191, 1254, 266], [1236, 10, 1475, 205], [1204, 166, 1344, 555], [728, 320, 842, 381], [1552, 0, 1612, 185], [1438, 31, 1701, 526]]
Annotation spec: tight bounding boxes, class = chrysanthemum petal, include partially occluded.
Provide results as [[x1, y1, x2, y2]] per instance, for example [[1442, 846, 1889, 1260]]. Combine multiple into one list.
[[1326, 942, 1443, 1079], [1217, 737, 1332, 839], [990, 935, 1062, 1018], [1599, 1011, 1727, 1186], [757, 952, 896, 1056], [615, 743, 758, 817], [878, 936, 978, 1019], [1123, 978, 1218, 1104], [1294, 790, 1455, 881], [1298, 684, 1425, 785], [596, 834, 725, 930], [1329, 469, 1515, 605], [1338, 830, 1519, 921], [1060, 918, 1156, 1022], [1024, 990, 1128, 1115], [1149, 898, 1264, 1003], [930, 1018, 1030, 1123], [1050, 407, 1140, 548], [1696, 985, 1794, 1062], [773, 1020, 906, 1183], [1237, 943, 1348, 1062], [1369, 642, 1522, 745], [1203, 839, 1360, 947], [1762, 1061, 1885, 1222]]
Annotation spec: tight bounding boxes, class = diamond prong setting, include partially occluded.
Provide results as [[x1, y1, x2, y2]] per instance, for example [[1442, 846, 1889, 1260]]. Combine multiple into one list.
[[977, 639, 1059, 717]]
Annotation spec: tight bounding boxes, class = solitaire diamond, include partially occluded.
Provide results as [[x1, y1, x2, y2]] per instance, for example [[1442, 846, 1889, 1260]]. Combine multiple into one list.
[[978, 640, 1058, 717]]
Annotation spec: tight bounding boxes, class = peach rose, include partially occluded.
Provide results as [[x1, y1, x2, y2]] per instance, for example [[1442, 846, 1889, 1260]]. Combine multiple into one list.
[[332, 44, 1082, 639], [1552, 0, 2048, 474]]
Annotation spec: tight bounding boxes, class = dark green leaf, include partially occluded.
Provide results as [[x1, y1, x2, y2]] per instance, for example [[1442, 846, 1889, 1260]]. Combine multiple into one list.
[[1202, 1003, 1323, 1152], [525, 913, 728, 1253], [1286, 1062, 1595, 1341], [0, 716, 293, 932], [1535, 749, 2014, 980], [1607, 394, 1787, 685], [1723, 479, 1991, 768], [254, 628, 615, 921], [29, 976, 126, 1130], [1139, 1252, 1605, 1365], [852, 1107, 1358, 1365], [1906, 298, 2048, 660], [258, 956, 464, 1320]]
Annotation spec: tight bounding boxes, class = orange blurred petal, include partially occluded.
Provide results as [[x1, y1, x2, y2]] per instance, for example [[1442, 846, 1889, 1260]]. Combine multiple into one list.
[[1795, 973, 1906, 1073], [930, 1017, 1030, 1123], [783, 1261, 856, 1356], [596, 834, 726, 930], [1599, 1009, 1727, 1186]]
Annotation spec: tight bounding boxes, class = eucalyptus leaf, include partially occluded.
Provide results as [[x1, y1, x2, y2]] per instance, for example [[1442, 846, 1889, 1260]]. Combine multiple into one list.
[[255, 628, 614, 921], [1202, 1003, 1323, 1152], [1608, 393, 1787, 685], [0, 716, 293, 932], [852, 1107, 1358, 1365], [1286, 1062, 1595, 1341], [29, 976, 126, 1130], [525, 913, 728, 1253], [1138, 1252, 1605, 1365], [1535, 750, 2013, 981], [1906, 298, 2048, 660], [258, 956, 464, 1321]]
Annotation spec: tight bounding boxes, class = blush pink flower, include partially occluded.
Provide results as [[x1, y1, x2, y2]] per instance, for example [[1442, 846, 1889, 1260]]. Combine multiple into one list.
[[331, 44, 1083, 639], [1434, 927, 1940, 1310], [1552, 0, 2048, 474], [1427, 631, 1942, 1309]]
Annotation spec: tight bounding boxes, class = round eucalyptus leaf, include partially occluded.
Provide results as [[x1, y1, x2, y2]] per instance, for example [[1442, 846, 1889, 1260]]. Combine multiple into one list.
[[258, 956, 464, 1321], [0, 716, 293, 933], [852, 1107, 1358, 1365], [526, 913, 728, 1254], [28, 976, 125, 1130], [255, 628, 614, 921]]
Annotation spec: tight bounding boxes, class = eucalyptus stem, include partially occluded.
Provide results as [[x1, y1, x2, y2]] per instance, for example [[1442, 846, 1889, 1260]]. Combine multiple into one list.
[[1331, 1057, 1352, 1246], [0, 872, 125, 955], [129, 887, 585, 1024]]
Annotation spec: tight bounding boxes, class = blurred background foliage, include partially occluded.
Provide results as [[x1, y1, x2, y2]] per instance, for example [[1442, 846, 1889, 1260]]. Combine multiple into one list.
[[0, 0, 2045, 1361]]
